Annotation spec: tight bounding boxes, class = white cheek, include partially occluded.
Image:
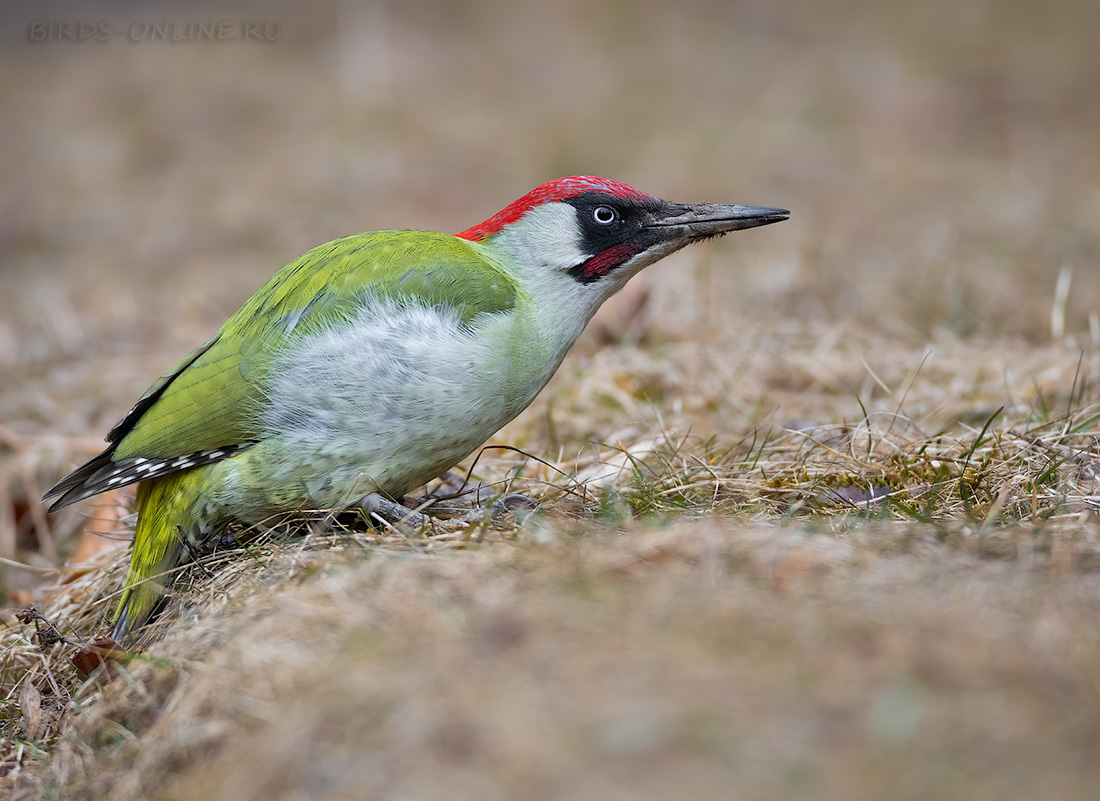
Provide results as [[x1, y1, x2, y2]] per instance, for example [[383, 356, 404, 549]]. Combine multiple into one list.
[[495, 203, 587, 273]]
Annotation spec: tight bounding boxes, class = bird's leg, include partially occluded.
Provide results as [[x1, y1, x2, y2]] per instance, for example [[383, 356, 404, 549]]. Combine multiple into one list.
[[359, 492, 432, 531]]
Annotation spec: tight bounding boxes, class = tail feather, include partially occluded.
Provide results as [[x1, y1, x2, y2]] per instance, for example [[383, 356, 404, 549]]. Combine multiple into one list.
[[112, 475, 195, 640], [42, 449, 118, 511]]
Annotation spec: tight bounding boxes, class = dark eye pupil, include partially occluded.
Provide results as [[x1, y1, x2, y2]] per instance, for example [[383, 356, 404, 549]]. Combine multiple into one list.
[[594, 206, 616, 224]]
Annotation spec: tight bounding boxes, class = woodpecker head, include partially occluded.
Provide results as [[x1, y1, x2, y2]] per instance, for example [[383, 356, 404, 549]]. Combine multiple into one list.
[[458, 176, 789, 305]]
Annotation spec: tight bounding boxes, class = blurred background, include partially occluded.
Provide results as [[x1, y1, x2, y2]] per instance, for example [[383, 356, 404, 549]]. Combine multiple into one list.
[[5, 3, 1100, 797], [2, 0, 1100, 551]]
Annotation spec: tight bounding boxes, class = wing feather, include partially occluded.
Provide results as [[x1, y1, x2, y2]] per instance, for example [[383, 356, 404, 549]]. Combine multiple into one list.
[[44, 231, 517, 508]]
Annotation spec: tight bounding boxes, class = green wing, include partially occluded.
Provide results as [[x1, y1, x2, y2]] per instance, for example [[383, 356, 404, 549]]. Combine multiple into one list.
[[44, 230, 517, 508]]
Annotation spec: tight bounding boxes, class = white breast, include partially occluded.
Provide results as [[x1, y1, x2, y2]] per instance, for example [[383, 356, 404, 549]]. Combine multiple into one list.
[[258, 295, 535, 505]]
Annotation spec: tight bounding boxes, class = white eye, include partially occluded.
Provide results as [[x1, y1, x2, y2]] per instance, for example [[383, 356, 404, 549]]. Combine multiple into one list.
[[593, 205, 617, 225]]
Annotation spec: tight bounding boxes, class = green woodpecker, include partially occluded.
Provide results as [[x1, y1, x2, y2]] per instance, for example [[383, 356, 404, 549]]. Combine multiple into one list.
[[43, 176, 788, 637]]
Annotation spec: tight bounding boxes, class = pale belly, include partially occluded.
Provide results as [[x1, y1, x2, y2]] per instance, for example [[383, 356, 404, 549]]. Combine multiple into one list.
[[209, 297, 559, 517]]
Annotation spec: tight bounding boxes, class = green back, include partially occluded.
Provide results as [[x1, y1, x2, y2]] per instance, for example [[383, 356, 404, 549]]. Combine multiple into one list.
[[111, 231, 516, 460]]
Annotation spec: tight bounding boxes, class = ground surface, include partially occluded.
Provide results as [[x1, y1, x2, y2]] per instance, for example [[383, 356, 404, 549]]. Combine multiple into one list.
[[2, 1, 1100, 799]]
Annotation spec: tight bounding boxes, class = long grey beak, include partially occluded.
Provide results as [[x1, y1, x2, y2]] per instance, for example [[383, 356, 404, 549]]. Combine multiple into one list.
[[648, 202, 790, 237]]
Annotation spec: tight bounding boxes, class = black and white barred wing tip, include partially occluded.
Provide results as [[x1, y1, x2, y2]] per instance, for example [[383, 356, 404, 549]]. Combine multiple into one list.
[[96, 445, 252, 490], [44, 442, 253, 511]]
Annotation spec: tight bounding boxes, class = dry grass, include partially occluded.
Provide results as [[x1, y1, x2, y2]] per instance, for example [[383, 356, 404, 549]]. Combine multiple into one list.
[[8, 516, 1100, 800], [3, 0, 1100, 798]]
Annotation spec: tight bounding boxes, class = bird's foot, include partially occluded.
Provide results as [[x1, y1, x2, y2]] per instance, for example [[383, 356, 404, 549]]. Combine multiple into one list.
[[487, 493, 539, 527], [359, 493, 433, 531], [444, 492, 539, 527], [360, 491, 540, 532]]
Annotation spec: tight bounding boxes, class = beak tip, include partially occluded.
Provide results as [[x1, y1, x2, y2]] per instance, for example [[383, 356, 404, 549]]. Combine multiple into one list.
[[732, 205, 790, 230], [646, 202, 791, 236]]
